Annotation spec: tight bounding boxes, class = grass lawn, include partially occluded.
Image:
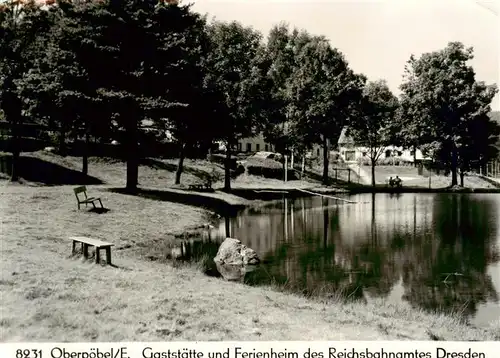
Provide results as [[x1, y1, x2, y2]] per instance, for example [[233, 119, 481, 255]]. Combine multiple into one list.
[[1, 152, 499, 341]]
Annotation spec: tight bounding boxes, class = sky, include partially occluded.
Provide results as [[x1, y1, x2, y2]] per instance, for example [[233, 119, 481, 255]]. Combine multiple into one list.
[[191, 0, 500, 110]]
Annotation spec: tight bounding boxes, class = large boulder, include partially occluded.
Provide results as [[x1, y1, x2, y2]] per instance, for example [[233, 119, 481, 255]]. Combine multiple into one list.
[[214, 238, 260, 266]]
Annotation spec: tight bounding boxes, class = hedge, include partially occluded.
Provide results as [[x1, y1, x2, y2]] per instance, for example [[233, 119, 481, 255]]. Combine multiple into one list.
[[208, 153, 237, 169], [246, 157, 299, 180]]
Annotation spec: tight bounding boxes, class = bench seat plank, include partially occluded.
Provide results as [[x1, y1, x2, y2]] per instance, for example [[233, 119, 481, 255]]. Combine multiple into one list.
[[81, 197, 99, 202], [70, 236, 114, 248]]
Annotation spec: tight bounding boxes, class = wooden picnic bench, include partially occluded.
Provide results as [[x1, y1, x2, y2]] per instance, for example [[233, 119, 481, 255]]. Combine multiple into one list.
[[188, 180, 212, 191], [70, 236, 114, 265], [73, 186, 103, 210]]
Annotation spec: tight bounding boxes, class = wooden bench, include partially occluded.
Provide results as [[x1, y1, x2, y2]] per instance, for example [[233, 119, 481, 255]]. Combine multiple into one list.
[[73, 186, 103, 210], [70, 236, 114, 265], [188, 183, 212, 190]]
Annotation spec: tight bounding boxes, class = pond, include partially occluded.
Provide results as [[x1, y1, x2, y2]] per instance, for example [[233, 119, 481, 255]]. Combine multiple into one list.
[[178, 193, 500, 327]]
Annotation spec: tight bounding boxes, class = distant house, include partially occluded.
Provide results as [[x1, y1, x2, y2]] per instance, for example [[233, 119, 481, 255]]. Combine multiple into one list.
[[237, 133, 275, 153], [337, 127, 427, 163]]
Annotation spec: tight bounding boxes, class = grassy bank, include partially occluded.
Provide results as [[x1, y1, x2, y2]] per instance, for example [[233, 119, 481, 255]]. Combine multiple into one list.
[[1, 152, 499, 341], [1, 183, 499, 342]]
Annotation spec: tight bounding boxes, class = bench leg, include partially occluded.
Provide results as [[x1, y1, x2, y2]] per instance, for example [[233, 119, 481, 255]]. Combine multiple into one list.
[[92, 201, 96, 209], [98, 199, 103, 208], [72, 241, 76, 255], [83, 244, 89, 259], [105, 247, 112, 265], [95, 248, 100, 264]]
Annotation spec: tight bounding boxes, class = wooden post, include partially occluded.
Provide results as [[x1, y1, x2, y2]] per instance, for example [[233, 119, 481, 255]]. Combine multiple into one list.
[[95, 247, 100, 264], [284, 155, 288, 182], [105, 247, 112, 265], [348, 169, 351, 183], [83, 244, 89, 258]]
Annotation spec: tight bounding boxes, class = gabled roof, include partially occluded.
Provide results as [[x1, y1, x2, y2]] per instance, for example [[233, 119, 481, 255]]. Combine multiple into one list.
[[337, 126, 354, 145], [488, 111, 500, 124]]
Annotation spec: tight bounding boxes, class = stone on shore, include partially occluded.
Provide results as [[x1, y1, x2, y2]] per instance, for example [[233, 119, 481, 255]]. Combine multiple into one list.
[[214, 238, 260, 266], [213, 238, 260, 281]]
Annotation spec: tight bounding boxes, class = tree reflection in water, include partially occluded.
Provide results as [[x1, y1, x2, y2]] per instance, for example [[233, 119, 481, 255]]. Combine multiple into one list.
[[171, 193, 500, 325]]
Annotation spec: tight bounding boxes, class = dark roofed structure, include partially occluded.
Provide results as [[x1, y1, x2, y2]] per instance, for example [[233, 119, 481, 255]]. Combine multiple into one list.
[[488, 111, 500, 124], [337, 127, 354, 146]]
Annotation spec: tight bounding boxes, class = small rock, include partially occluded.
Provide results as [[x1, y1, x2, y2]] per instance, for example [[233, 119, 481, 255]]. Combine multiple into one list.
[[252, 328, 262, 336]]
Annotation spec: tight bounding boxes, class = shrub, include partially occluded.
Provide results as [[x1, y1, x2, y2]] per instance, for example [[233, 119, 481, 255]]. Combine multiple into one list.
[[208, 153, 237, 169], [231, 164, 245, 178], [246, 157, 299, 180]]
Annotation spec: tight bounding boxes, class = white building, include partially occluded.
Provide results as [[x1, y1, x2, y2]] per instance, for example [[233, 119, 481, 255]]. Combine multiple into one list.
[[337, 127, 428, 163], [237, 133, 275, 153]]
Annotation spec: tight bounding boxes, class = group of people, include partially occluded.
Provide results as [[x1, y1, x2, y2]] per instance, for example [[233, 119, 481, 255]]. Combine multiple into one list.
[[388, 176, 403, 188]]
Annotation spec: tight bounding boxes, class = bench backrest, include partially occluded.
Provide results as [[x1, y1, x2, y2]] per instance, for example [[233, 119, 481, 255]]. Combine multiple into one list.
[[74, 186, 88, 201]]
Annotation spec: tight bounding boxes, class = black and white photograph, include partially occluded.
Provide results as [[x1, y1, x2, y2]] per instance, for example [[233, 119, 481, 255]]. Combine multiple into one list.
[[0, 0, 499, 344]]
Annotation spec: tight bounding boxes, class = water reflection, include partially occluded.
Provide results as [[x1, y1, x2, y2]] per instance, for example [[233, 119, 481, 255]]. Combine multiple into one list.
[[175, 193, 500, 326]]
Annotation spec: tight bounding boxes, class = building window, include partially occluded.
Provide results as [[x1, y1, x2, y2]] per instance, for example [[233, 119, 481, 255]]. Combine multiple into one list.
[[265, 144, 269, 151], [345, 151, 356, 161], [246, 143, 252, 152], [256, 143, 260, 151], [362, 152, 367, 157]]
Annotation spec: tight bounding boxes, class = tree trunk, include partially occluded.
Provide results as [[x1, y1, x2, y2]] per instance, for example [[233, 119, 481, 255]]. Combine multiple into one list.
[[224, 142, 232, 191], [10, 117, 20, 182], [11, 142, 20, 182], [175, 142, 186, 185], [322, 135, 329, 185], [450, 146, 458, 186], [2, 88, 23, 182], [413, 144, 417, 167], [82, 131, 89, 175], [58, 121, 67, 156], [126, 118, 139, 193], [460, 170, 464, 187], [371, 158, 376, 188]]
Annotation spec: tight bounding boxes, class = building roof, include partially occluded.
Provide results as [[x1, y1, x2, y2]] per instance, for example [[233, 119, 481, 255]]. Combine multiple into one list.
[[337, 127, 354, 145], [488, 111, 500, 124]]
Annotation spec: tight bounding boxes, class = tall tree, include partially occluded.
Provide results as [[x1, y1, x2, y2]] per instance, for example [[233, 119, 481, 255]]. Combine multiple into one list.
[[288, 36, 365, 185], [18, 2, 98, 166], [263, 24, 314, 174], [148, 9, 214, 185], [205, 21, 269, 190], [0, 0, 53, 181], [57, 0, 204, 192], [347, 80, 399, 188], [399, 42, 498, 186], [458, 110, 500, 184]]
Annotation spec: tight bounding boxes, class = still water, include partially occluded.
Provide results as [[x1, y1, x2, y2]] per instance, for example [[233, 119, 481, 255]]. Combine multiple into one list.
[[182, 193, 500, 327]]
